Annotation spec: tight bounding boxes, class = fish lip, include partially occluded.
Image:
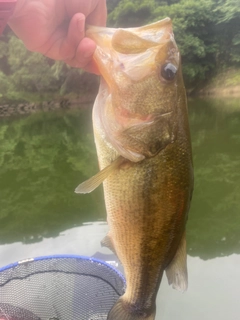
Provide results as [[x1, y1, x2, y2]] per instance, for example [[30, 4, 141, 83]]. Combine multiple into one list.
[[86, 18, 173, 48]]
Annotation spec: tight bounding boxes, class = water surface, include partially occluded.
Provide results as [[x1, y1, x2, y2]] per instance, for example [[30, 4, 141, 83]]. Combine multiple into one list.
[[0, 98, 240, 319]]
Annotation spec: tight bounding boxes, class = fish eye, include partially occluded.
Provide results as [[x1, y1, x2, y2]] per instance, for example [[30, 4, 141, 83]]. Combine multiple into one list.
[[160, 63, 177, 81]]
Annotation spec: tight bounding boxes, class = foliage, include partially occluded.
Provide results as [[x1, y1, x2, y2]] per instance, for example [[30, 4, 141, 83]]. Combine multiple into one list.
[[153, 0, 218, 87], [0, 41, 8, 59], [0, 0, 239, 94], [108, 0, 155, 27], [216, 0, 240, 22], [7, 36, 61, 93], [0, 71, 10, 96], [0, 33, 98, 101], [214, 0, 240, 65]]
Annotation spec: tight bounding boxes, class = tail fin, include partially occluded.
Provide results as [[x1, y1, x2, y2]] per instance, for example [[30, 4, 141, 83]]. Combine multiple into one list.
[[107, 297, 156, 320]]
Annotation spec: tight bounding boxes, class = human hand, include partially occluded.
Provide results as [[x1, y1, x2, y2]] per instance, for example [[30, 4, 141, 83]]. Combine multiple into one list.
[[8, 0, 107, 73]]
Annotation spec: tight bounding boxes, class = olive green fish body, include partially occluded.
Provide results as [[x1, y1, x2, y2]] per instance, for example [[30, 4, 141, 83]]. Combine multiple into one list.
[[94, 84, 192, 319], [76, 18, 194, 320]]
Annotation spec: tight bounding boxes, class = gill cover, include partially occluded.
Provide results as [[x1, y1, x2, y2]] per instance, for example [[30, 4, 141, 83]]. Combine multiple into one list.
[[87, 19, 180, 163]]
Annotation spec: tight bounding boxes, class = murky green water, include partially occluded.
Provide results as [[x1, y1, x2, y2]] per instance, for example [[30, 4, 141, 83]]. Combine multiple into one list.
[[0, 98, 240, 319]]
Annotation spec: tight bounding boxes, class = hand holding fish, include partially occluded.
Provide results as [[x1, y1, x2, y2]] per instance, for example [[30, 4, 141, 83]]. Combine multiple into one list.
[[8, 0, 107, 73]]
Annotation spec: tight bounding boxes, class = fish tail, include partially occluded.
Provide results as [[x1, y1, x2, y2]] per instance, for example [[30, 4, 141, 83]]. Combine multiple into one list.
[[107, 297, 156, 320]]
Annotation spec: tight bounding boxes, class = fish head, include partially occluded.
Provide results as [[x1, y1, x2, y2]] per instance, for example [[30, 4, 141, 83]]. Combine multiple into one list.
[[87, 19, 186, 162], [87, 18, 182, 116]]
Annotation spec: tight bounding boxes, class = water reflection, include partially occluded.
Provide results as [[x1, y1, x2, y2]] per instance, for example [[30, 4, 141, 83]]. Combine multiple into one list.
[[187, 98, 240, 259], [0, 98, 239, 261], [0, 222, 109, 267], [156, 253, 240, 320], [0, 109, 105, 244]]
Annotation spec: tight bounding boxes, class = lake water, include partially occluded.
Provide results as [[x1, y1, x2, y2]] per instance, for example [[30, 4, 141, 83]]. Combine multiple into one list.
[[0, 98, 240, 319]]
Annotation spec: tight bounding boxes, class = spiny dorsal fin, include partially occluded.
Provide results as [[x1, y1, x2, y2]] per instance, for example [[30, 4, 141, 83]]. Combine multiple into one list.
[[101, 233, 117, 256], [165, 231, 188, 292], [75, 157, 124, 194]]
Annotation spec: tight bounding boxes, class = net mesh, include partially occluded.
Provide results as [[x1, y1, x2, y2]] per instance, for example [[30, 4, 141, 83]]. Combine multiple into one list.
[[0, 255, 125, 320]]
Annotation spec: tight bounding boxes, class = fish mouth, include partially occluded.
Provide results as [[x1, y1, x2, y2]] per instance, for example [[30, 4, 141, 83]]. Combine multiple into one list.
[[86, 18, 177, 85]]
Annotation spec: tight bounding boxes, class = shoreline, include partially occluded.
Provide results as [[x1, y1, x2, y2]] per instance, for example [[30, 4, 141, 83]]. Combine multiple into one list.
[[0, 93, 96, 118], [1, 86, 239, 118], [197, 68, 240, 98], [197, 85, 240, 98]]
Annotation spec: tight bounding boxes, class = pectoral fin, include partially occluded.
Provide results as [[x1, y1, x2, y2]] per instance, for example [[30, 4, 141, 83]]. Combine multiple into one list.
[[75, 157, 124, 194], [165, 232, 188, 292]]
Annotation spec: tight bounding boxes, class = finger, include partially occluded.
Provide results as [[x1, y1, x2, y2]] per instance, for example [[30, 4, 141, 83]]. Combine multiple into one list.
[[81, 60, 100, 74], [65, 38, 100, 74], [57, 13, 85, 61], [67, 13, 85, 50], [87, 0, 107, 26], [66, 0, 106, 26], [65, 58, 99, 74], [65, 37, 97, 70]]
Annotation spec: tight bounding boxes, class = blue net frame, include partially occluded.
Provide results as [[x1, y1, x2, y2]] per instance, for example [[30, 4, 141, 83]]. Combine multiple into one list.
[[0, 254, 125, 320]]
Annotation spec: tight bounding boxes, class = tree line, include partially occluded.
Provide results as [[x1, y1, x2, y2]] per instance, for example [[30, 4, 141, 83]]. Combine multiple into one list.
[[0, 0, 239, 99]]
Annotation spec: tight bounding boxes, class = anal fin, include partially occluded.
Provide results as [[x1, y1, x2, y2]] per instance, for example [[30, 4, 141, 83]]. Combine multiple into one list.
[[101, 233, 117, 256], [165, 232, 188, 292]]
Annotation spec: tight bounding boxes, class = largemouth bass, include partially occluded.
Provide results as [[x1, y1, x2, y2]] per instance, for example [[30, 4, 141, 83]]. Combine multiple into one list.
[[76, 18, 193, 320]]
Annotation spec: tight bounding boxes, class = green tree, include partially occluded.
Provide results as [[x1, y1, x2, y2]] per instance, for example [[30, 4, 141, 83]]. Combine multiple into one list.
[[153, 0, 219, 89], [7, 36, 63, 93], [214, 0, 240, 65], [108, 0, 155, 27], [0, 32, 98, 101]]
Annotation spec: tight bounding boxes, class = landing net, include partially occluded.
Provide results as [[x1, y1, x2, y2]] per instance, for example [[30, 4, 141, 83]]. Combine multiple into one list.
[[0, 255, 125, 320]]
